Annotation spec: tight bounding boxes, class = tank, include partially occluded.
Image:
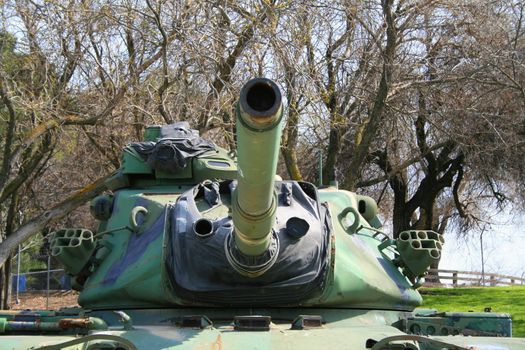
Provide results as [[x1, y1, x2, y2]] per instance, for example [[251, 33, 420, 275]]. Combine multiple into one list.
[[1, 78, 523, 350]]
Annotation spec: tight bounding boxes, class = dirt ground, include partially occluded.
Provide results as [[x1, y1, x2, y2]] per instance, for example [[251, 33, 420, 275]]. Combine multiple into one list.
[[8, 291, 79, 310]]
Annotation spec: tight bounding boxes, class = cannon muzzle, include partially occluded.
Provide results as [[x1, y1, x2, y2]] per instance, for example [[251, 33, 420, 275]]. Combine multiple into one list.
[[231, 78, 283, 260]]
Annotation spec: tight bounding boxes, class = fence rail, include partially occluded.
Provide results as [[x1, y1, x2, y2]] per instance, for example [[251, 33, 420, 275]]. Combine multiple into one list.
[[424, 269, 525, 287]]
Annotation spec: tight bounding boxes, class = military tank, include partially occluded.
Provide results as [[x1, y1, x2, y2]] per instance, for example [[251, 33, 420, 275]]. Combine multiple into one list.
[[1, 78, 523, 350]]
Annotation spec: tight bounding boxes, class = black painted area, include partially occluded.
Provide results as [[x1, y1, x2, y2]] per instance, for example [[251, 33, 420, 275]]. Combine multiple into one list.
[[165, 180, 332, 306]]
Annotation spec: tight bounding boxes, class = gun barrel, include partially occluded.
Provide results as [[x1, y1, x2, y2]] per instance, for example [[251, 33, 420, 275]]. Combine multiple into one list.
[[232, 78, 283, 256]]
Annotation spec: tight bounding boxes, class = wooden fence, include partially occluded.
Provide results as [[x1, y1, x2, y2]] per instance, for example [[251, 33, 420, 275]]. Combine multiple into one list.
[[423, 269, 525, 287]]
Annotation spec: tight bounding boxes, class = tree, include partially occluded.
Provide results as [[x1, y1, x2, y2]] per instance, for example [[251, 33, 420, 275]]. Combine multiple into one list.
[[271, 0, 525, 274], [1, 0, 524, 305]]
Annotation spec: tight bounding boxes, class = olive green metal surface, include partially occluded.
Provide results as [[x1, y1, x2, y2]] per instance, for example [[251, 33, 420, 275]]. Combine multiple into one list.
[[3, 78, 523, 350]]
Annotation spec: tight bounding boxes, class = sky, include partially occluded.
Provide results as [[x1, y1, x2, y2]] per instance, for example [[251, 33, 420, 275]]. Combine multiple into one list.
[[439, 214, 525, 278]]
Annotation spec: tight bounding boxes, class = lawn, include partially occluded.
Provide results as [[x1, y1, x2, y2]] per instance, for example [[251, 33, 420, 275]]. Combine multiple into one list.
[[420, 286, 525, 337]]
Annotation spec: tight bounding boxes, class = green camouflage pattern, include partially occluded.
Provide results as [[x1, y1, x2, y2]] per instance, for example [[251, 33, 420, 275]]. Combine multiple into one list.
[[407, 310, 512, 337], [0, 308, 523, 350], [1, 78, 523, 350]]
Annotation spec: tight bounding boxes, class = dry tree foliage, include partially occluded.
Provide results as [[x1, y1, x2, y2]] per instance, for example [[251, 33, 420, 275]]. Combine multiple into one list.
[[0, 0, 524, 304]]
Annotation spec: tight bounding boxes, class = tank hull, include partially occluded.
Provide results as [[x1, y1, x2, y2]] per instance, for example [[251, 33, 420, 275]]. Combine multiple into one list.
[[1, 308, 524, 350]]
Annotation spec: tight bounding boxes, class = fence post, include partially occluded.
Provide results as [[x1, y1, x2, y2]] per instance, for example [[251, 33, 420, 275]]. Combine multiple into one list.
[[46, 255, 51, 309], [16, 245, 21, 304], [452, 272, 458, 287], [490, 275, 496, 286]]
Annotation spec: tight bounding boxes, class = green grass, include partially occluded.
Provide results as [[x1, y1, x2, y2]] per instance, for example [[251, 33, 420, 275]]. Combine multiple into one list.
[[421, 286, 525, 337]]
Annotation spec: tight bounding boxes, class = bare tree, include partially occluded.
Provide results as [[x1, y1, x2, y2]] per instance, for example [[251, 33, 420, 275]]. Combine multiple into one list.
[[1, 0, 524, 306]]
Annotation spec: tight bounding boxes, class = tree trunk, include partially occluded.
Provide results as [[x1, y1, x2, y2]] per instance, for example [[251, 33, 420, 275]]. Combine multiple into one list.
[[344, 0, 397, 190], [0, 192, 18, 309], [1, 258, 11, 309], [281, 85, 303, 181], [322, 126, 342, 185], [282, 147, 302, 181], [0, 265, 4, 309]]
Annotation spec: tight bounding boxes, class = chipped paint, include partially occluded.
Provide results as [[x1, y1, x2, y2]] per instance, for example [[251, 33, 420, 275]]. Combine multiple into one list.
[[211, 334, 222, 350]]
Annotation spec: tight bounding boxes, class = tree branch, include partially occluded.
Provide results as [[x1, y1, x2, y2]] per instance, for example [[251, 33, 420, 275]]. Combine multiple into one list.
[[344, 0, 397, 189], [357, 141, 449, 188], [0, 132, 54, 204]]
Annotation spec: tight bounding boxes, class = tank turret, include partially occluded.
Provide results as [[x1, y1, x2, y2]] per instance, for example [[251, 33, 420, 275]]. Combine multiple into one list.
[[47, 78, 437, 309]]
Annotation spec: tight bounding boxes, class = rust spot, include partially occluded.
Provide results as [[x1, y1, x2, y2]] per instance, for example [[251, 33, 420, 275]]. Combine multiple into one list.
[[58, 318, 91, 329], [211, 334, 222, 350]]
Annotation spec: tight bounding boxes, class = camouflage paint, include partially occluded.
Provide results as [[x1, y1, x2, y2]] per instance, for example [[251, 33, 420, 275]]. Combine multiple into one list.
[[1, 308, 524, 349], [6, 78, 523, 350]]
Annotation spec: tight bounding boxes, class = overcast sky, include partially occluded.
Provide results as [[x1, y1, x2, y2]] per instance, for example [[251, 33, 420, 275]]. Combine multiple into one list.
[[440, 214, 525, 278]]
